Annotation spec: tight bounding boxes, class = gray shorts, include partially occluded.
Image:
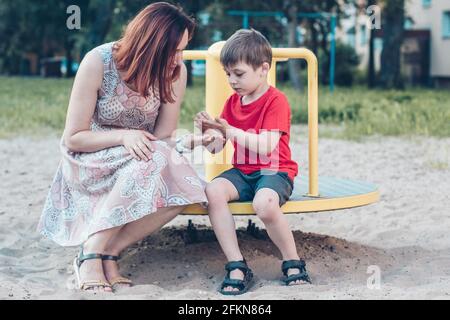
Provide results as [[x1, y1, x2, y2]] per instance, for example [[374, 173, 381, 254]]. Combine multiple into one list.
[[215, 168, 294, 206]]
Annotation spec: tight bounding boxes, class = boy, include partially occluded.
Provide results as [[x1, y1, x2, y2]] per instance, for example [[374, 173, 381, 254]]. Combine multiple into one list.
[[196, 29, 311, 295]]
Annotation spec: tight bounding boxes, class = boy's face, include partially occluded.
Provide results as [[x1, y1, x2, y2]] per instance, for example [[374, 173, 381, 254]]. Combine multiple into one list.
[[224, 62, 270, 96]]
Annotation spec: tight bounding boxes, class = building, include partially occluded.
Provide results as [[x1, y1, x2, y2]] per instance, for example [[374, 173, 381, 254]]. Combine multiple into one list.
[[338, 0, 450, 87], [406, 0, 450, 87]]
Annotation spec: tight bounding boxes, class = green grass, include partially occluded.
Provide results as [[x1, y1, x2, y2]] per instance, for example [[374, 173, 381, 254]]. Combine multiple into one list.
[[281, 85, 450, 139], [1, 76, 449, 139], [0, 76, 72, 138]]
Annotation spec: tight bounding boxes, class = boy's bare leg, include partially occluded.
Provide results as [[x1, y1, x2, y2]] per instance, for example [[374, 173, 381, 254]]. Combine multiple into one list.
[[253, 188, 308, 285], [206, 178, 244, 292]]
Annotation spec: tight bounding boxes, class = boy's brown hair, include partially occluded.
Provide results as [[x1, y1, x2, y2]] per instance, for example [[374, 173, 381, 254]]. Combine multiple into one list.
[[220, 29, 272, 69]]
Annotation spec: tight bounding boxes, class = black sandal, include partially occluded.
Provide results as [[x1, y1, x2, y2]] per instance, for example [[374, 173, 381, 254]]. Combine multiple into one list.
[[219, 260, 254, 295], [281, 259, 312, 285], [102, 255, 133, 287]]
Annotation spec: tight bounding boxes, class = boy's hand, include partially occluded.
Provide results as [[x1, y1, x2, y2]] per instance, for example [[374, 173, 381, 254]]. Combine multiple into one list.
[[190, 133, 225, 149], [204, 133, 225, 146], [190, 134, 210, 147], [194, 111, 214, 132], [200, 118, 231, 137], [202, 133, 226, 153]]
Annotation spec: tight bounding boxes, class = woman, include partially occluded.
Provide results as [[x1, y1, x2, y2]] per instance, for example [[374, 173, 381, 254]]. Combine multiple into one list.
[[38, 2, 207, 292]]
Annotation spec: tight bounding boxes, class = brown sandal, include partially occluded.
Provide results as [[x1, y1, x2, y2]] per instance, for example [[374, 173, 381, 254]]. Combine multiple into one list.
[[73, 248, 113, 292], [102, 255, 133, 288]]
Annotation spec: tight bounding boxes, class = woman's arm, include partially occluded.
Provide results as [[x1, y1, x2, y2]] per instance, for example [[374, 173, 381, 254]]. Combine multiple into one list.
[[63, 51, 156, 161], [63, 51, 126, 152], [152, 63, 187, 140]]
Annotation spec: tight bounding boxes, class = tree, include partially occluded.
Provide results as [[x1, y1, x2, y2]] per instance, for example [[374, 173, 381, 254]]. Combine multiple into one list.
[[306, 0, 350, 85], [0, 0, 89, 76], [379, 0, 405, 89], [282, 0, 349, 87], [367, 0, 377, 88], [175, 0, 210, 86], [82, 0, 118, 55], [283, 0, 302, 90]]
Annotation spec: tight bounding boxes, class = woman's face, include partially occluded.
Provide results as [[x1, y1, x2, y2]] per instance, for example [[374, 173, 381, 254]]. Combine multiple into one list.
[[172, 29, 189, 70]]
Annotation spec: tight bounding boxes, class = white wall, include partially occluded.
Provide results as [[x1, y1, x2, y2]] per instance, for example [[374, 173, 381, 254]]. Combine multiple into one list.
[[407, 0, 450, 77]]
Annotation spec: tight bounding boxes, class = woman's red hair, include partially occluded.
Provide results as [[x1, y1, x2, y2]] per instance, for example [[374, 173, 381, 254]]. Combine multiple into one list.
[[113, 2, 195, 103]]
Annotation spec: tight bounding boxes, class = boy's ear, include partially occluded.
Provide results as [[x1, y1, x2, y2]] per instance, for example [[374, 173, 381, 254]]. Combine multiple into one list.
[[262, 62, 271, 75]]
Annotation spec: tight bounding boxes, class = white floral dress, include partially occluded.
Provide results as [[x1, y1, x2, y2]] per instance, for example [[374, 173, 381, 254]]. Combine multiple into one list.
[[38, 42, 207, 247]]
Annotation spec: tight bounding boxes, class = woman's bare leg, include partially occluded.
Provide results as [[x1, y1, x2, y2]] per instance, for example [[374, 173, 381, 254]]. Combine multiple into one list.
[[102, 205, 185, 286], [78, 226, 123, 292]]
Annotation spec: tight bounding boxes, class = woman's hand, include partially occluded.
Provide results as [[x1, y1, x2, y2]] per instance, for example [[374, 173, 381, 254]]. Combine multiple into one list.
[[122, 130, 157, 162]]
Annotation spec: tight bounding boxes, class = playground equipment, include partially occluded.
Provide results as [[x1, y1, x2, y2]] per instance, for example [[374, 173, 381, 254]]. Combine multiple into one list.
[[228, 10, 337, 92], [181, 42, 379, 217]]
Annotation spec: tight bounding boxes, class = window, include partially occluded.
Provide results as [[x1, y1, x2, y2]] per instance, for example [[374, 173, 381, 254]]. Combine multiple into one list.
[[374, 38, 383, 51], [422, 0, 431, 8], [347, 27, 356, 48], [198, 12, 210, 26], [360, 25, 367, 45], [404, 17, 414, 30], [443, 11, 450, 38]]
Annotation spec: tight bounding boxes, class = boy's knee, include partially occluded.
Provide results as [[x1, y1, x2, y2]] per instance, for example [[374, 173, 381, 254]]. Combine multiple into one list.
[[206, 182, 228, 202], [205, 183, 219, 199], [252, 196, 280, 223]]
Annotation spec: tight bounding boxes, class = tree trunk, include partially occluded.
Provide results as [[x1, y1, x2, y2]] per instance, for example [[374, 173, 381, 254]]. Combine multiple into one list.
[[186, 61, 193, 86], [65, 37, 75, 78], [83, 0, 117, 56], [309, 20, 319, 54], [319, 21, 330, 85], [179, 1, 203, 87], [368, 0, 376, 88], [286, 4, 302, 90], [379, 0, 405, 89]]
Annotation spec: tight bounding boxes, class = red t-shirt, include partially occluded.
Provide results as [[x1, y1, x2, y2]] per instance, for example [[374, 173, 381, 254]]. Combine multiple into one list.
[[220, 86, 298, 181]]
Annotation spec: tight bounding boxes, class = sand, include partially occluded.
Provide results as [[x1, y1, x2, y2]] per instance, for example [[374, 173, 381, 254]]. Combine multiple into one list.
[[1, 127, 449, 300]]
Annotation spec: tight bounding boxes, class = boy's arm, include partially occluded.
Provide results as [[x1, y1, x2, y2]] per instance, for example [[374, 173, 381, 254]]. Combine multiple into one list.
[[232, 95, 289, 155], [202, 118, 282, 156], [228, 126, 282, 155]]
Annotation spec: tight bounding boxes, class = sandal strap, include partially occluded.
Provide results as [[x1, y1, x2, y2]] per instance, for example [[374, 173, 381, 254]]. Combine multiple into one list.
[[221, 278, 245, 290], [102, 255, 119, 261], [80, 280, 112, 291], [219, 267, 254, 295], [283, 271, 311, 285], [281, 259, 306, 276], [225, 260, 249, 274], [76, 246, 103, 268], [109, 277, 133, 286], [77, 253, 103, 267]]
